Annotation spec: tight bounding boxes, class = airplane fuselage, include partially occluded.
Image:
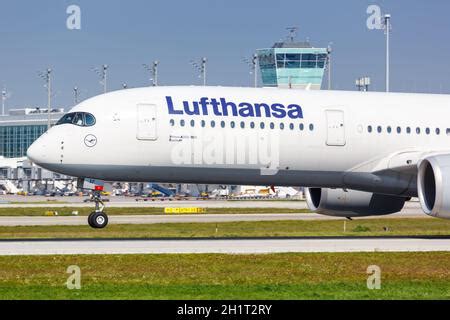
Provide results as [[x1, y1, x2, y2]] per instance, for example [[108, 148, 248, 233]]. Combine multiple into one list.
[[27, 86, 450, 198]]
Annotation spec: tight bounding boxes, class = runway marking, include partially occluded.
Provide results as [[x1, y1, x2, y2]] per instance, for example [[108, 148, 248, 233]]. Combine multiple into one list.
[[0, 237, 449, 255]]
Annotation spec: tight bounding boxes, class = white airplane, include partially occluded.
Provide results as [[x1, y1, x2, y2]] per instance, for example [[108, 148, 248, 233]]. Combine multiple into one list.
[[27, 86, 450, 228]]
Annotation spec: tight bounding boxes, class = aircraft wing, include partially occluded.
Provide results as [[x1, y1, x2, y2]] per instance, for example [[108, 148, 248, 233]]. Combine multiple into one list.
[[342, 149, 450, 197]]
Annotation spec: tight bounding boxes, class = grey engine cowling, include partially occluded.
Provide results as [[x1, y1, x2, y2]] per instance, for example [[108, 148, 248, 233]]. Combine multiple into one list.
[[305, 188, 406, 217]]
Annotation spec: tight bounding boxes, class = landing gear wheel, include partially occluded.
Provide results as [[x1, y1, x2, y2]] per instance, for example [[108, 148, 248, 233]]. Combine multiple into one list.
[[88, 212, 108, 229], [87, 190, 108, 229]]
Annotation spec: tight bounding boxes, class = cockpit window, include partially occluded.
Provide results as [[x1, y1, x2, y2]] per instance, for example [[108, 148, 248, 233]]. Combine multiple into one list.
[[85, 113, 96, 126], [56, 112, 96, 127]]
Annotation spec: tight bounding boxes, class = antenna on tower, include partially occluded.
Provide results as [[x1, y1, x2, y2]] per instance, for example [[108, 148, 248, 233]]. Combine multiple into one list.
[[286, 26, 298, 42]]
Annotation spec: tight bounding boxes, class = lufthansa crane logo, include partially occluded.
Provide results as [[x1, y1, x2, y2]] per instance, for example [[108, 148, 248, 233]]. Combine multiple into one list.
[[84, 134, 97, 147]]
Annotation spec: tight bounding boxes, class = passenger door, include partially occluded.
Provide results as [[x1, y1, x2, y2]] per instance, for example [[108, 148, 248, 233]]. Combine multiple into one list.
[[325, 110, 345, 146], [137, 104, 157, 141]]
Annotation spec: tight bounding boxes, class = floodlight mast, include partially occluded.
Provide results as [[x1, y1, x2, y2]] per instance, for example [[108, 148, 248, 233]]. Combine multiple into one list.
[[74, 86, 79, 105], [142, 61, 159, 86], [243, 54, 259, 88], [153, 61, 159, 86], [383, 14, 391, 92], [102, 64, 108, 93], [47, 69, 52, 129], [1, 87, 8, 116], [327, 44, 333, 90], [201, 57, 207, 86], [92, 65, 108, 93], [190, 58, 207, 86], [38, 68, 53, 129]]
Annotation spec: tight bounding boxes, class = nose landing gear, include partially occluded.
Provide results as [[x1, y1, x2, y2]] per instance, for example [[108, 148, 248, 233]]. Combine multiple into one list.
[[88, 191, 109, 229]]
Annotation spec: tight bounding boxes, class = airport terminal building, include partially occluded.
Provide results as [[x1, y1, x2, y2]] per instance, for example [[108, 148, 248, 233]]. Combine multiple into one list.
[[0, 108, 72, 193], [0, 108, 64, 158]]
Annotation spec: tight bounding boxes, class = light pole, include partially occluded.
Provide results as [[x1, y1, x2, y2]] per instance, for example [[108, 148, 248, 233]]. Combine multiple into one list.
[[243, 54, 258, 88], [143, 61, 159, 86], [190, 57, 207, 86], [201, 57, 207, 86], [39, 68, 52, 130], [1, 87, 9, 116], [327, 44, 333, 90], [93, 64, 108, 93], [47, 69, 52, 129], [102, 64, 108, 93], [74, 86, 79, 105], [153, 61, 159, 86], [383, 14, 391, 92]]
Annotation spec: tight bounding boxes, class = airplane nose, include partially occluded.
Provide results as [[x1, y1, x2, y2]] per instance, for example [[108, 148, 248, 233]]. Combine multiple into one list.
[[27, 138, 47, 165]]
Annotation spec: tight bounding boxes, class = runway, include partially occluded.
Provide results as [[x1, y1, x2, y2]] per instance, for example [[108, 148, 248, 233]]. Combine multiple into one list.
[[0, 237, 449, 255], [0, 210, 427, 227], [0, 197, 311, 208]]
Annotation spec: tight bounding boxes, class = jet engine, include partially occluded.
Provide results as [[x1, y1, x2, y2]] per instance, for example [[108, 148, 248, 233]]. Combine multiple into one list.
[[418, 154, 450, 219], [305, 188, 406, 217]]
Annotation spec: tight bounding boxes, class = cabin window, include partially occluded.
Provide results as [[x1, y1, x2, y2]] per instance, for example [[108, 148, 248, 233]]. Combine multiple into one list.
[[270, 123, 275, 129], [230, 121, 236, 129], [201, 120, 206, 128], [299, 123, 304, 131], [260, 122, 265, 129], [169, 119, 175, 126], [387, 126, 392, 133], [396, 126, 401, 134], [280, 123, 285, 130], [436, 128, 441, 135], [211, 121, 216, 128], [406, 127, 411, 134], [240, 121, 245, 129], [220, 121, 225, 128], [190, 120, 195, 127], [367, 125, 372, 133], [309, 124, 314, 131], [416, 127, 421, 134], [180, 119, 185, 127], [426, 128, 431, 135], [289, 123, 294, 130], [250, 122, 255, 129]]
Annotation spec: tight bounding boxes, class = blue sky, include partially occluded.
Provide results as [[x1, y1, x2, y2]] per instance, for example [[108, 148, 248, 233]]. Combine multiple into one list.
[[0, 0, 449, 108]]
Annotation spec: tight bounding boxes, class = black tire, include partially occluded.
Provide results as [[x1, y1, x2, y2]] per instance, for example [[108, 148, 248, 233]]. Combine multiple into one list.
[[88, 212, 108, 229]]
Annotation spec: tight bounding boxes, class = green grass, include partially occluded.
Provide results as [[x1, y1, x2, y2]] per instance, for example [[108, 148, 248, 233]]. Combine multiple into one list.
[[0, 252, 449, 299], [0, 207, 309, 216], [0, 218, 449, 239]]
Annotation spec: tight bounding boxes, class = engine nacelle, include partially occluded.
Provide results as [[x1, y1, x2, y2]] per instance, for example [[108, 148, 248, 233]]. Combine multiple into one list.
[[305, 188, 406, 217], [418, 154, 450, 219]]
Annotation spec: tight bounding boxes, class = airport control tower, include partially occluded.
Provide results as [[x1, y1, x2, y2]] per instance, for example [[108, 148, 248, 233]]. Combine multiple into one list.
[[257, 30, 329, 90]]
